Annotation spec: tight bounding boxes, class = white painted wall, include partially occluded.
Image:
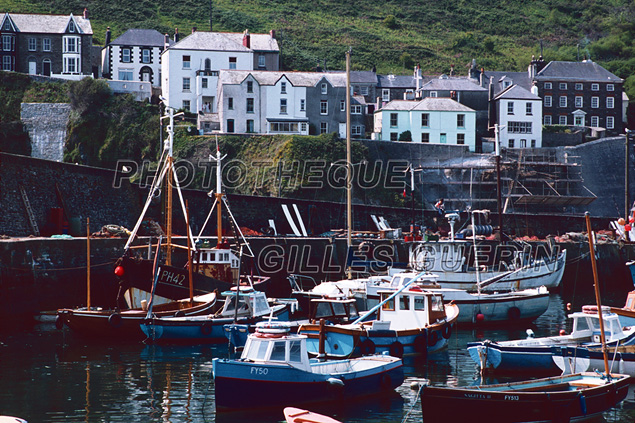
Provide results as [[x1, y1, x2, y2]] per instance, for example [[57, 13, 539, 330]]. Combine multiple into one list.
[[497, 99, 543, 148]]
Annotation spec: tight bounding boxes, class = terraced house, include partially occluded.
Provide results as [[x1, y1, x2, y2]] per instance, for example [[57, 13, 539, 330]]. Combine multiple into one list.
[[0, 9, 93, 79]]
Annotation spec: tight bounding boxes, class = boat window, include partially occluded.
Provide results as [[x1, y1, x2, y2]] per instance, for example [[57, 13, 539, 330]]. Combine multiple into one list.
[[413, 296, 426, 311], [575, 317, 590, 332], [382, 297, 395, 311], [390, 277, 401, 288], [627, 298, 634, 310], [332, 302, 346, 316], [209, 252, 215, 261], [399, 295, 410, 311], [253, 296, 270, 315], [224, 253, 229, 261], [245, 339, 269, 360], [431, 295, 444, 312], [347, 304, 359, 319], [315, 303, 333, 318], [270, 341, 286, 361], [289, 340, 302, 363]]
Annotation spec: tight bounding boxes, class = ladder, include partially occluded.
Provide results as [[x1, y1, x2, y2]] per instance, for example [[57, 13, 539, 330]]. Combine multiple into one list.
[[19, 185, 40, 236]]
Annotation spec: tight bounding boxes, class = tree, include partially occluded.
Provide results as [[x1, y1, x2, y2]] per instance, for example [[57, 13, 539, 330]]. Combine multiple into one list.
[[383, 15, 398, 29], [399, 130, 412, 141]]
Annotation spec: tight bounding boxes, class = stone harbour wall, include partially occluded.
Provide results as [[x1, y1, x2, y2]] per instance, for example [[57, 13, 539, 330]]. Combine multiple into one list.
[[20, 103, 71, 162]]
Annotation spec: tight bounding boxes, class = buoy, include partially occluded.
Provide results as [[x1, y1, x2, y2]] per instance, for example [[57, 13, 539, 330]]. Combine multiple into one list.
[[114, 265, 125, 277], [566, 303, 572, 311], [618, 218, 626, 226], [626, 224, 632, 232], [476, 313, 485, 322], [559, 329, 566, 336]]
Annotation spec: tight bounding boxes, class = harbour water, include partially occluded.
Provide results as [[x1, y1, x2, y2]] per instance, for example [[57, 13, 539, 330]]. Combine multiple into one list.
[[1, 292, 634, 422]]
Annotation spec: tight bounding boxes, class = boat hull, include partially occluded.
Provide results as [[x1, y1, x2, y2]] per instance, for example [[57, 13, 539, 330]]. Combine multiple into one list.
[[553, 345, 635, 375], [212, 356, 404, 410], [420, 372, 631, 423]]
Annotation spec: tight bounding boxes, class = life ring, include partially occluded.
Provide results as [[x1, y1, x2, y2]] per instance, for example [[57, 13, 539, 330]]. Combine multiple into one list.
[[428, 329, 438, 347], [201, 322, 213, 336], [508, 306, 521, 320], [380, 373, 392, 389], [174, 310, 184, 317], [442, 323, 452, 339], [389, 341, 404, 358], [55, 314, 65, 330], [359, 339, 376, 355], [413, 331, 428, 354], [108, 313, 123, 329]]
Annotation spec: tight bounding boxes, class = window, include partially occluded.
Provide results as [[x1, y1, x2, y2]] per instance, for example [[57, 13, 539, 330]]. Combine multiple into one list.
[[430, 91, 438, 98], [544, 82, 552, 90], [507, 102, 514, 115], [340, 100, 345, 112], [544, 115, 552, 125], [607, 84, 615, 92], [68, 20, 75, 32], [575, 83, 583, 91], [258, 54, 265, 68], [182, 100, 190, 112], [118, 69, 133, 80], [382, 89, 390, 102], [63, 56, 78, 74], [591, 116, 599, 127], [321, 83, 327, 94], [121, 48, 131, 62], [575, 96, 583, 108], [457, 134, 465, 145], [559, 115, 567, 125], [440, 133, 447, 143], [421, 133, 429, 143], [607, 116, 614, 129], [320, 122, 328, 134], [270, 122, 299, 132], [531, 139, 536, 148], [246, 98, 254, 113], [280, 99, 288, 114], [246, 119, 254, 133], [64, 37, 79, 53], [320, 100, 327, 115], [228, 98, 234, 110], [204, 58, 211, 70], [559, 96, 567, 108], [520, 139, 527, 148], [544, 96, 552, 107], [592, 83, 599, 91], [526, 103, 532, 115], [202, 78, 208, 89], [508, 139, 515, 148], [390, 113, 398, 127], [182, 77, 190, 91], [182, 55, 190, 69], [28, 38, 36, 51], [43, 38, 51, 52], [142, 49, 151, 63], [559, 83, 567, 90], [300, 99, 305, 112], [591, 97, 599, 108], [508, 122, 532, 134], [227, 119, 235, 133], [247, 81, 253, 93], [352, 125, 363, 136], [2, 55, 13, 71], [229, 57, 236, 69], [289, 340, 302, 363], [574, 115, 583, 126], [281, 82, 286, 93], [421, 113, 429, 127], [361, 86, 369, 95], [301, 122, 307, 132], [607, 97, 614, 109], [352, 105, 362, 114], [457, 114, 465, 128], [503, 80, 511, 89], [390, 132, 398, 141]]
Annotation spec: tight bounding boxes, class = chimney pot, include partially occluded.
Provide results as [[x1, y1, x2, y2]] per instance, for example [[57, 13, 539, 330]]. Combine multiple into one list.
[[243, 29, 251, 48], [192, 27, 197, 34], [174, 28, 179, 43], [269, 29, 276, 39], [83, 8, 89, 19]]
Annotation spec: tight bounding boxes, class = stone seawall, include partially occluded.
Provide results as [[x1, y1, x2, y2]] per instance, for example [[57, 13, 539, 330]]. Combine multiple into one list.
[[20, 103, 71, 162]]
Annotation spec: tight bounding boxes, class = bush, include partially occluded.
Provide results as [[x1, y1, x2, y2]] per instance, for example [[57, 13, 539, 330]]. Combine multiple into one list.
[[383, 15, 398, 30], [399, 130, 412, 141]]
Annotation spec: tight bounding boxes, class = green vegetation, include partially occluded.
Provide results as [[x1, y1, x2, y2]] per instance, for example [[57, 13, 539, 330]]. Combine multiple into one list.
[[0, 72, 33, 155]]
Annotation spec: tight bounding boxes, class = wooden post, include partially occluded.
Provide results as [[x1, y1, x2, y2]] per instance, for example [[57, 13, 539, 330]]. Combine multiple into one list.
[[318, 318, 326, 360], [186, 201, 194, 306], [584, 212, 610, 377], [86, 217, 91, 309]]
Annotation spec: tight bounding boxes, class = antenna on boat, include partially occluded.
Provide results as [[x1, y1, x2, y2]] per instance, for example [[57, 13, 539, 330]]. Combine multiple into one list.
[[585, 211, 611, 380]]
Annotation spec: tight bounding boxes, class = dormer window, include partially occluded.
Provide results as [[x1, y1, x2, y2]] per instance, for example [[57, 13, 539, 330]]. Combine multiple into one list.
[[321, 83, 327, 94], [68, 20, 75, 33], [281, 81, 287, 93], [503, 80, 511, 89]]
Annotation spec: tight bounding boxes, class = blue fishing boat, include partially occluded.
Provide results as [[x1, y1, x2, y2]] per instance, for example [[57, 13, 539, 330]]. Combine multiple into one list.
[[298, 273, 460, 358], [467, 305, 635, 374], [212, 322, 404, 410], [140, 287, 290, 343]]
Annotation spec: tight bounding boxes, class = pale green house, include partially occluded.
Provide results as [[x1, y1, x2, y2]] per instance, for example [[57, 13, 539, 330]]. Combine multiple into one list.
[[373, 97, 477, 151]]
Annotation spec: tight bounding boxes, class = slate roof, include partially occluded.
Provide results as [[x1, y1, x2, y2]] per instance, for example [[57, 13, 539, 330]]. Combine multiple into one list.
[[219, 70, 347, 87], [483, 71, 532, 93], [110, 29, 172, 47], [350, 70, 378, 84], [381, 97, 475, 112], [535, 60, 623, 83], [421, 77, 487, 92], [494, 84, 540, 101], [170, 31, 279, 52], [2, 12, 92, 34]]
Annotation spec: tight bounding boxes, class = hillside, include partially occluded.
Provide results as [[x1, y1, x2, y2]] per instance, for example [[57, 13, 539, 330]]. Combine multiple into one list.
[[3, 0, 635, 95]]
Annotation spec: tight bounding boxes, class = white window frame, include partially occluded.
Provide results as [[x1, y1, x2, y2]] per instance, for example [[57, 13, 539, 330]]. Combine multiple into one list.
[[258, 54, 265, 68], [63, 36, 79, 53], [320, 100, 328, 115], [559, 96, 567, 108], [591, 97, 599, 108], [544, 96, 552, 107], [28, 38, 36, 51], [559, 115, 567, 125], [280, 99, 288, 114], [2, 55, 13, 71], [182, 55, 191, 69], [361, 86, 369, 96], [507, 102, 514, 115], [430, 91, 438, 98], [525, 103, 532, 115], [559, 83, 567, 90], [63, 56, 78, 74], [575, 96, 583, 108], [281, 82, 287, 93], [42, 38, 51, 52], [122, 48, 131, 63], [320, 122, 328, 134], [544, 82, 552, 90], [607, 116, 614, 129], [607, 97, 614, 109], [246, 80, 253, 93], [382, 89, 390, 102], [575, 83, 583, 91], [118, 69, 133, 81], [457, 114, 465, 128], [591, 116, 599, 127], [142, 49, 151, 64], [607, 84, 615, 92], [591, 83, 599, 91], [321, 83, 328, 94], [352, 105, 362, 114], [544, 115, 552, 125], [300, 99, 305, 112], [182, 100, 191, 112], [182, 77, 191, 92], [340, 100, 345, 112], [229, 57, 237, 69]]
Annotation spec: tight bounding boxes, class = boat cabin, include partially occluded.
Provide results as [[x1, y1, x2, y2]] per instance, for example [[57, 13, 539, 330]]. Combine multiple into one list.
[[377, 288, 446, 330], [220, 288, 272, 318], [241, 323, 312, 371], [388, 272, 440, 289], [194, 242, 240, 283], [309, 298, 360, 324], [569, 305, 625, 342], [622, 291, 635, 312]]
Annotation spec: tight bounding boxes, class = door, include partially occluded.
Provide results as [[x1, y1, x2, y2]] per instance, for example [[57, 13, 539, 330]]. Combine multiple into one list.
[[43, 60, 51, 76], [339, 123, 346, 138], [28, 60, 36, 75], [440, 133, 447, 144]]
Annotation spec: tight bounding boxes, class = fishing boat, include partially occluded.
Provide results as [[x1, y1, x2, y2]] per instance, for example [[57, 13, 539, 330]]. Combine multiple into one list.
[[467, 305, 635, 374], [284, 407, 341, 423], [419, 372, 631, 423], [609, 288, 635, 327], [298, 273, 460, 358], [552, 344, 635, 375], [212, 321, 404, 410], [140, 287, 290, 343]]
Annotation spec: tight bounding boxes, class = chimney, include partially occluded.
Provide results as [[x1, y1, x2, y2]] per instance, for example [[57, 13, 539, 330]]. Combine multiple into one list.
[[531, 82, 539, 96], [415, 62, 421, 92], [192, 26, 197, 34], [480, 67, 484, 87], [174, 28, 179, 43], [164, 33, 169, 49], [450, 64, 455, 77], [488, 76, 496, 131], [528, 55, 537, 79], [105, 26, 111, 46], [243, 30, 251, 48], [269, 29, 276, 39], [83, 8, 89, 19]]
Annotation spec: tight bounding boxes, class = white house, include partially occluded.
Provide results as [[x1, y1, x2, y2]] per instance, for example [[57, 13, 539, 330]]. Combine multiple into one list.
[[494, 84, 543, 148], [373, 98, 477, 151], [161, 29, 279, 131], [102, 28, 171, 87]]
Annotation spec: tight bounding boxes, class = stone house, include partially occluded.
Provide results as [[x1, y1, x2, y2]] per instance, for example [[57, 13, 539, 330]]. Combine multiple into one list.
[[494, 84, 543, 148]]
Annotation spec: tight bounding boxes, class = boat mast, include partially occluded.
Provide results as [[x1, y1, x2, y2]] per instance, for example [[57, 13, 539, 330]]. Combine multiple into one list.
[[471, 211, 482, 295], [584, 211, 610, 378], [345, 48, 352, 278], [215, 140, 223, 246], [166, 108, 175, 265], [86, 217, 91, 309]]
